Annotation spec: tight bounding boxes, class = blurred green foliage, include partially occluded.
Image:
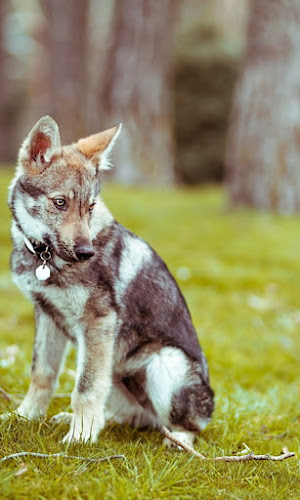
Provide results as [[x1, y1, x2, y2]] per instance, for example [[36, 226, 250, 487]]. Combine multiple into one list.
[[0, 168, 299, 499]]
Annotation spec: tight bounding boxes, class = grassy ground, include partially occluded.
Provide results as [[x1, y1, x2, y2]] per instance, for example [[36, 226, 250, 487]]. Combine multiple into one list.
[[0, 167, 299, 499]]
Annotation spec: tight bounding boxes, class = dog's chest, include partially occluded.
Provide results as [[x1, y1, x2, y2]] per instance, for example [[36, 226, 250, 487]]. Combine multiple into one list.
[[12, 253, 90, 332], [43, 284, 90, 327]]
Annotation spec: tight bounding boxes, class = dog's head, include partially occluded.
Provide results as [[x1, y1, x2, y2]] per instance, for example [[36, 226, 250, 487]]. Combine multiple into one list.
[[9, 115, 121, 262]]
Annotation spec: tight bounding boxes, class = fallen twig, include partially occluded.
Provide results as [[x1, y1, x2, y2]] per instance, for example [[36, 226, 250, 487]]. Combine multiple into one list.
[[211, 451, 295, 462], [0, 452, 125, 463], [161, 426, 295, 462]]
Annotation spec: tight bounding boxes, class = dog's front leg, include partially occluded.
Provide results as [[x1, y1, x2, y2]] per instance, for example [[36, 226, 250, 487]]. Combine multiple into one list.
[[63, 311, 117, 444], [17, 307, 68, 420]]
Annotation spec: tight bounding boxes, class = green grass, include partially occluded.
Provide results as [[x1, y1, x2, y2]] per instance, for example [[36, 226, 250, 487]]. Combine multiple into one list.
[[0, 167, 299, 499]]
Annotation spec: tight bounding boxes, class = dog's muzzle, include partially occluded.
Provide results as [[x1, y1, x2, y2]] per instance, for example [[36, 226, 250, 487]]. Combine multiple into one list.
[[74, 243, 95, 261]]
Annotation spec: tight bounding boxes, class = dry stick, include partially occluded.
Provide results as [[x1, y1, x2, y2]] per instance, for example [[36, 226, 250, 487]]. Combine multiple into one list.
[[161, 426, 295, 462], [0, 452, 125, 463], [212, 452, 295, 462]]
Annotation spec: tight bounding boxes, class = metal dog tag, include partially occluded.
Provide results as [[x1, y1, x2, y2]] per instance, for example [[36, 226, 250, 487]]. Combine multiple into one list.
[[23, 237, 52, 281], [35, 248, 52, 281], [35, 264, 51, 281]]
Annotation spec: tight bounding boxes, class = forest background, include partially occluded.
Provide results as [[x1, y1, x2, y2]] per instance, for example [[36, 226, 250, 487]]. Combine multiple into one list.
[[0, 1, 299, 499]]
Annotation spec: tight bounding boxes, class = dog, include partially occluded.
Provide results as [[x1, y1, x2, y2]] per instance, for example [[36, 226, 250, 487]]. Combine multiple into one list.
[[7, 115, 214, 447]]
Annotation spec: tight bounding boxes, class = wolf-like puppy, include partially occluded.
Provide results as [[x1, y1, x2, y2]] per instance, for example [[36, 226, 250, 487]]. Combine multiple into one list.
[[8, 116, 214, 447]]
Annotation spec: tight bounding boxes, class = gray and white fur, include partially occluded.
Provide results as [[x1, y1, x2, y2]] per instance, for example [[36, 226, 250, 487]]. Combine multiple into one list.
[[7, 116, 214, 448]]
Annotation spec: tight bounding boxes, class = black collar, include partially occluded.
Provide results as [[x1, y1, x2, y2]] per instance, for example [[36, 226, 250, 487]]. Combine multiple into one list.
[[31, 243, 51, 256], [23, 234, 52, 257]]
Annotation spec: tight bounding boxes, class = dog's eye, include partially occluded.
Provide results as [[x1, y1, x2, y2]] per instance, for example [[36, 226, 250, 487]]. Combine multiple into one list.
[[53, 199, 66, 209], [89, 203, 96, 213]]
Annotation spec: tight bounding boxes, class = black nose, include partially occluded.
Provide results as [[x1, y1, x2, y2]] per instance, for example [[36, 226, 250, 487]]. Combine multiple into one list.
[[74, 244, 95, 261]]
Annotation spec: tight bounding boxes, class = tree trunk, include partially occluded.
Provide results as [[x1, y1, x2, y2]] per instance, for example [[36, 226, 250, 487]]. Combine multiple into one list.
[[99, 0, 177, 185], [0, 1, 10, 161], [226, 0, 300, 212], [40, 0, 89, 144]]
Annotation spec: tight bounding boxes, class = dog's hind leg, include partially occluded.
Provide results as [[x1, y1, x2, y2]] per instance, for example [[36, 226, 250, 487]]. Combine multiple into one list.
[[105, 382, 155, 429], [143, 347, 214, 448]]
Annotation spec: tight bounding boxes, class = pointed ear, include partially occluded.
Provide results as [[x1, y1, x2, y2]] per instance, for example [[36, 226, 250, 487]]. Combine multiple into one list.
[[19, 115, 61, 173], [75, 123, 122, 171]]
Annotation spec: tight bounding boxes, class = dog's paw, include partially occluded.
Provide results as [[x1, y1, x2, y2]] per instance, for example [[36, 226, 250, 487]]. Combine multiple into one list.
[[62, 424, 99, 444], [61, 413, 104, 444], [0, 407, 39, 422], [62, 426, 93, 444], [15, 402, 41, 421], [50, 412, 72, 425], [0, 411, 15, 422]]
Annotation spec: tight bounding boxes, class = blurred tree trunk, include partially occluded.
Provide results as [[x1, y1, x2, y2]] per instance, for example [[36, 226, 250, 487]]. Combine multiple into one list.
[[100, 0, 177, 185], [0, 1, 10, 161], [40, 0, 89, 144], [226, 0, 300, 212]]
